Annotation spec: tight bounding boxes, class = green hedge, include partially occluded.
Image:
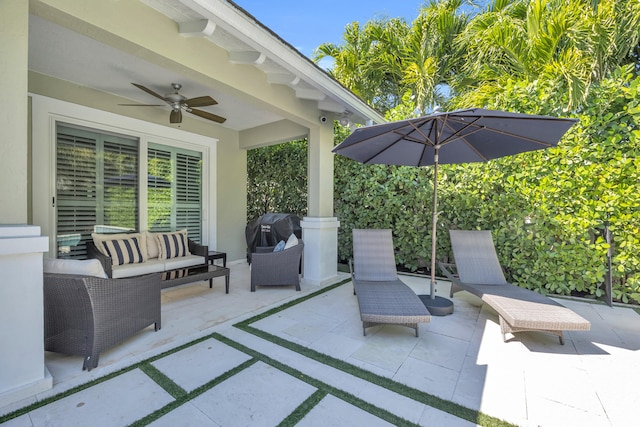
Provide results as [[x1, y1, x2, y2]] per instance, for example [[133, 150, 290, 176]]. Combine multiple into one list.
[[247, 69, 640, 304], [335, 69, 640, 304], [246, 139, 308, 222]]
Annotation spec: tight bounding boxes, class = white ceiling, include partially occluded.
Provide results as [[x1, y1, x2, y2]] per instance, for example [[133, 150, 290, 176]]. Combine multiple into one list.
[[28, 15, 281, 131], [27, 0, 384, 132]]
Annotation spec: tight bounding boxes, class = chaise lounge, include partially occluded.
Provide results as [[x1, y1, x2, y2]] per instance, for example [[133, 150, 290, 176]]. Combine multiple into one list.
[[350, 229, 431, 336], [439, 230, 590, 344]]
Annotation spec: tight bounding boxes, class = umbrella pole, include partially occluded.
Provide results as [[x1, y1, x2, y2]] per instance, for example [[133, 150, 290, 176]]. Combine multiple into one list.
[[430, 152, 439, 299], [418, 147, 454, 316]]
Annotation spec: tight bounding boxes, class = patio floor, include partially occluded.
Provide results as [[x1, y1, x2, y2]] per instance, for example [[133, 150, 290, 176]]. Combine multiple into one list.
[[1, 262, 639, 426]]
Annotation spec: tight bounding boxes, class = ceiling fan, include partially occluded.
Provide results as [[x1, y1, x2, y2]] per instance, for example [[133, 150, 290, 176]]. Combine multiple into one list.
[[119, 83, 226, 124]]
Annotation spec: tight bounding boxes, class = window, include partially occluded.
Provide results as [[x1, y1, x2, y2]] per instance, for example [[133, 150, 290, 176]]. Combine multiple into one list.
[[55, 124, 204, 259], [148, 144, 202, 242], [56, 124, 138, 258]]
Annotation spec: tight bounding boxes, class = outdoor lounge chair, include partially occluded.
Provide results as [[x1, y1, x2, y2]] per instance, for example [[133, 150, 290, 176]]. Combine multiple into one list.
[[250, 240, 304, 291], [351, 229, 431, 336], [439, 230, 590, 344]]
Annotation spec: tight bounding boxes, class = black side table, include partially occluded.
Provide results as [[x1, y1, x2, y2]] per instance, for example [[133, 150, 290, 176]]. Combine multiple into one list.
[[207, 251, 227, 267]]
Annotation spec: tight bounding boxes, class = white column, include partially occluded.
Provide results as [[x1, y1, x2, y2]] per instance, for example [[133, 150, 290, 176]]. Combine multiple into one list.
[[301, 217, 340, 286], [0, 226, 51, 408], [303, 119, 341, 286]]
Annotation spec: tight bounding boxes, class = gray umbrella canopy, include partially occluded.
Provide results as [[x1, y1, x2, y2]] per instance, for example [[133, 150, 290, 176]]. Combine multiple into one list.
[[333, 108, 578, 314], [333, 108, 578, 166]]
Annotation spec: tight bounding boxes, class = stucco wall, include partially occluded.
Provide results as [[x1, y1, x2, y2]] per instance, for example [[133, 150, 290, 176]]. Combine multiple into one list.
[[0, 1, 29, 223]]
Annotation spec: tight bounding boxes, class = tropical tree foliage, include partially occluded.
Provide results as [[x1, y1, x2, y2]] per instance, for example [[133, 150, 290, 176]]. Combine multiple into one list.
[[314, 19, 410, 113], [454, 0, 640, 109]]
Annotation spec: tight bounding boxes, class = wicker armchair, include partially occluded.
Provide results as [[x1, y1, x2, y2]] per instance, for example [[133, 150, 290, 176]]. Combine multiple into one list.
[[250, 241, 304, 291], [43, 272, 161, 371]]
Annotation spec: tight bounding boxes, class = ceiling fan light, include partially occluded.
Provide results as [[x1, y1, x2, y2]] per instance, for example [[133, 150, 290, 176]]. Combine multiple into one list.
[[170, 109, 182, 123]]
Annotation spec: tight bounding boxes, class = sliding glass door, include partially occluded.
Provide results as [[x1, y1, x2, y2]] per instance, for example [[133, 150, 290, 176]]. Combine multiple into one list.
[[55, 124, 203, 258]]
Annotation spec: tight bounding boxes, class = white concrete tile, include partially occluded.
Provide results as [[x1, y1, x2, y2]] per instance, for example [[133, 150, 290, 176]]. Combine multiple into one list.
[[297, 394, 394, 427], [409, 331, 469, 371], [450, 355, 488, 409], [189, 361, 316, 426], [349, 331, 420, 372], [392, 356, 459, 401], [280, 312, 345, 345], [147, 402, 218, 427], [308, 330, 363, 360], [0, 395, 37, 419], [417, 405, 477, 427], [151, 338, 252, 392], [475, 366, 528, 426], [352, 381, 433, 425], [27, 369, 173, 427], [525, 365, 604, 416], [0, 414, 33, 427], [251, 313, 298, 335], [526, 394, 612, 427]]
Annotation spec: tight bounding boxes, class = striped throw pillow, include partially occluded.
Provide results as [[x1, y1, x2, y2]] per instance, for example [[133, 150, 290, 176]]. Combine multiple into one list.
[[101, 237, 144, 266], [157, 231, 191, 260]]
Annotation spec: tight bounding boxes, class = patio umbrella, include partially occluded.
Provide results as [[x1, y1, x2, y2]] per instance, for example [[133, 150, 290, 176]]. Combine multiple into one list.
[[333, 108, 578, 315]]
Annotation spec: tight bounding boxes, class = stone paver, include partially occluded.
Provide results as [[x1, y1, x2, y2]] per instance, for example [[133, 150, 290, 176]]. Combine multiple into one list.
[[27, 369, 173, 427], [1, 263, 639, 427], [297, 395, 394, 426], [151, 338, 251, 392], [188, 361, 316, 426]]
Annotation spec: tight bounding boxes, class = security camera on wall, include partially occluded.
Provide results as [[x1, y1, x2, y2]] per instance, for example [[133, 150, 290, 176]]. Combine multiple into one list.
[[319, 115, 328, 123]]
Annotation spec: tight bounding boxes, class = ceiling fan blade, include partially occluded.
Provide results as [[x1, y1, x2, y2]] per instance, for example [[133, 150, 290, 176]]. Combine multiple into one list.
[[184, 96, 217, 108], [132, 83, 167, 101], [188, 108, 226, 123], [118, 103, 165, 106], [170, 110, 182, 124]]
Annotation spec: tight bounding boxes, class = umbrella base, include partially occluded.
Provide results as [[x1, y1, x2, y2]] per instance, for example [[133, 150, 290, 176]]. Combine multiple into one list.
[[418, 295, 454, 316]]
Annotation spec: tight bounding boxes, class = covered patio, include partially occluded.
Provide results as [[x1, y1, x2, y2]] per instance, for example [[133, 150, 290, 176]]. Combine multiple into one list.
[[1, 0, 384, 406], [1, 268, 638, 426], [2, 2, 639, 425]]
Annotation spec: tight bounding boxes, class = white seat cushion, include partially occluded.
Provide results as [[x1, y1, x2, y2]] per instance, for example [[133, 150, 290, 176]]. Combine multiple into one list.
[[163, 254, 205, 270], [43, 258, 108, 278], [111, 258, 166, 278]]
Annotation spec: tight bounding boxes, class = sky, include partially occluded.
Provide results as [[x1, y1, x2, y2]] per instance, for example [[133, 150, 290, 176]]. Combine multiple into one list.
[[234, 0, 427, 65]]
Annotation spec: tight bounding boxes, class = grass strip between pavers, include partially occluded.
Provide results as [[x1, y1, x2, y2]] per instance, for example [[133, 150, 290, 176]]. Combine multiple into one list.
[[129, 358, 258, 426], [233, 279, 516, 427], [212, 333, 419, 427], [138, 363, 186, 399], [277, 390, 327, 427], [0, 332, 241, 424]]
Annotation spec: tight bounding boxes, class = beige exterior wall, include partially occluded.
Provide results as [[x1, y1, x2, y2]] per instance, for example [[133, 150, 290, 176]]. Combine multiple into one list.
[[0, 1, 29, 223]]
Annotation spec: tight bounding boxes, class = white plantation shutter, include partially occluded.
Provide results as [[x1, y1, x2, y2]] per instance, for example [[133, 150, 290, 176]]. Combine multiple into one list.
[[147, 147, 173, 233], [176, 152, 202, 242], [55, 124, 139, 258], [148, 144, 202, 242]]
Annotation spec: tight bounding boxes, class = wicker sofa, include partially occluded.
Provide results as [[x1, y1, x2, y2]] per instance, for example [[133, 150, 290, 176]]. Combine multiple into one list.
[[43, 271, 161, 370], [87, 230, 207, 278]]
